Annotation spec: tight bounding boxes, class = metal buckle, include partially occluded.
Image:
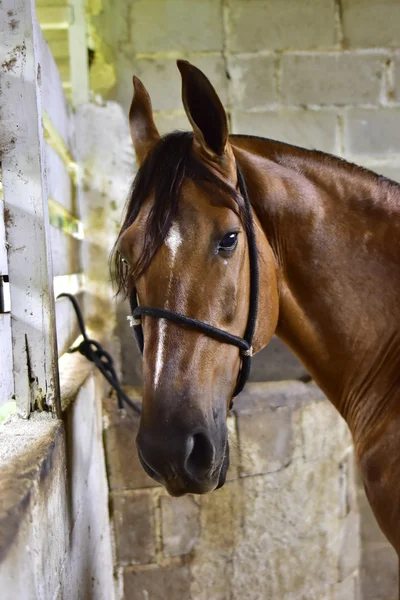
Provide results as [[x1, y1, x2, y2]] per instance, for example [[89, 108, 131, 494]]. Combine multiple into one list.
[[127, 315, 141, 327]]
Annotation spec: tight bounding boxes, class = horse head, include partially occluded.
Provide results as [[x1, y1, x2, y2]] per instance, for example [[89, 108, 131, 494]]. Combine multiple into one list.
[[115, 61, 279, 496]]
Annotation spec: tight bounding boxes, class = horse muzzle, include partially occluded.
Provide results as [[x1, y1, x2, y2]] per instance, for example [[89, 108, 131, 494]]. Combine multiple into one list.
[[136, 428, 229, 496]]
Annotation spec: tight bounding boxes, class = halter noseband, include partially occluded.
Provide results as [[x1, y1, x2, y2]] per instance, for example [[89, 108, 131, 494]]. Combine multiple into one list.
[[128, 164, 259, 402]]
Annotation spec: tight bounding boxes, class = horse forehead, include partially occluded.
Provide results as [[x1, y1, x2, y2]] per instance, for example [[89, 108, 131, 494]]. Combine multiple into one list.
[[165, 222, 183, 258]]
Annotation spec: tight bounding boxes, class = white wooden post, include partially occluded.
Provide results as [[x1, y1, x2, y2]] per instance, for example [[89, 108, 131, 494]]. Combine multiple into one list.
[[68, 0, 90, 107], [0, 194, 14, 408], [0, 0, 60, 418]]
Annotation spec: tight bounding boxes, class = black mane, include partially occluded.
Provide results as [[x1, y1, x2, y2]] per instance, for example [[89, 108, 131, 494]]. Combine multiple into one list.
[[112, 131, 242, 294]]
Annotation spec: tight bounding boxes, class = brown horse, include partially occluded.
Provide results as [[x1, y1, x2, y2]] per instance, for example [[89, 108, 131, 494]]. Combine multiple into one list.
[[114, 60, 400, 583]]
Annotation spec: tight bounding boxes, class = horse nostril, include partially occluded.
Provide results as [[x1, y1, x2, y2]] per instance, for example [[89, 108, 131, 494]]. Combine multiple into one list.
[[185, 432, 215, 477]]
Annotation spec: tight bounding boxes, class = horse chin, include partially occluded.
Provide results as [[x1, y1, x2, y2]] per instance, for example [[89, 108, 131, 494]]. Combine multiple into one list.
[[216, 442, 230, 490]]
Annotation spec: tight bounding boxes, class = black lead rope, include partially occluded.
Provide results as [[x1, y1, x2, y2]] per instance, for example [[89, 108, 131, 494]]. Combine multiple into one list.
[[129, 163, 259, 402], [58, 293, 142, 415]]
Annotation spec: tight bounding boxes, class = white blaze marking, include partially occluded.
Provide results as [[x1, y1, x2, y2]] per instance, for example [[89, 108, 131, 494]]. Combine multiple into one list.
[[165, 222, 183, 259], [154, 222, 183, 388]]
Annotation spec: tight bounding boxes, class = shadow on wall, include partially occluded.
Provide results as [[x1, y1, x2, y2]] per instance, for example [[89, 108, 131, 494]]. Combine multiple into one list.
[[117, 299, 310, 386]]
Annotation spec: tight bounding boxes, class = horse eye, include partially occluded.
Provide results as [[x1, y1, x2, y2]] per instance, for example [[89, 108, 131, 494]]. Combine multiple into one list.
[[218, 232, 239, 254]]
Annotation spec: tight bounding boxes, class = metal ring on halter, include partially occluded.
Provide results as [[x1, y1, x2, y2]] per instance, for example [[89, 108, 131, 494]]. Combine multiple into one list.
[[127, 315, 142, 327]]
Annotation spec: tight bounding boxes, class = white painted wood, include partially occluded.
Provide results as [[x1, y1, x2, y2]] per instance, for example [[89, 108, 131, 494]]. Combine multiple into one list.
[[36, 6, 71, 30], [55, 292, 82, 356], [50, 226, 82, 277], [0, 197, 14, 406], [68, 0, 90, 107], [0, 199, 8, 276], [35, 22, 72, 150], [0, 0, 60, 417], [44, 144, 73, 212], [0, 315, 14, 406]]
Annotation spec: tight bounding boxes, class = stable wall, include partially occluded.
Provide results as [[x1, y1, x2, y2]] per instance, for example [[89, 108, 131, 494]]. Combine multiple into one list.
[[85, 1, 400, 598], [104, 381, 361, 600], [0, 356, 115, 600]]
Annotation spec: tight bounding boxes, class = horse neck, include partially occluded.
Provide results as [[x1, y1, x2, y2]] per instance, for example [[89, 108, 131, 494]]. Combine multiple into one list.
[[232, 137, 400, 444]]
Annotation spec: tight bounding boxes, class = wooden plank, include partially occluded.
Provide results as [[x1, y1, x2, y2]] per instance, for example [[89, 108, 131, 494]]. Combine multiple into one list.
[[50, 226, 82, 276], [36, 6, 70, 30], [49, 199, 84, 239], [0, 0, 60, 417], [40, 28, 69, 60], [55, 291, 83, 356], [0, 315, 14, 406], [35, 21, 71, 150], [0, 199, 8, 276], [68, 0, 90, 107], [44, 143, 73, 212], [43, 112, 78, 184]]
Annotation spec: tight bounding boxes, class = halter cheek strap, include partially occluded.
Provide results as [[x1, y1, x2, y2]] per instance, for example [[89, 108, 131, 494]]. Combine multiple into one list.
[[128, 164, 259, 401]]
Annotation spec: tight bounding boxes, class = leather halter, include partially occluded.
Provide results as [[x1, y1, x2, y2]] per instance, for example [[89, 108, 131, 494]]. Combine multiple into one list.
[[128, 164, 259, 401]]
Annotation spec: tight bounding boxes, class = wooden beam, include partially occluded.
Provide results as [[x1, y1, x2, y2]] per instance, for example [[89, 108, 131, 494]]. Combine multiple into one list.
[[0, 0, 61, 417]]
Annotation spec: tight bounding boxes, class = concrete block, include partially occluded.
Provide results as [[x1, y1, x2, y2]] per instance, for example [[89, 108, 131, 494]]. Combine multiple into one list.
[[342, 0, 400, 48], [332, 572, 360, 600], [237, 405, 292, 476], [249, 336, 309, 382], [160, 495, 200, 557], [112, 491, 156, 565], [338, 511, 361, 581], [338, 447, 358, 517], [281, 52, 385, 106], [130, 0, 223, 53], [356, 161, 400, 183], [345, 108, 400, 156], [234, 380, 322, 415], [394, 55, 400, 102], [360, 544, 398, 600], [226, 414, 240, 481], [190, 553, 233, 600], [103, 394, 160, 490], [356, 481, 389, 546], [197, 480, 243, 556], [232, 109, 339, 154], [123, 564, 191, 600], [300, 400, 351, 461], [226, 0, 337, 52], [228, 55, 278, 110], [373, 164, 400, 183], [230, 459, 343, 599], [128, 54, 228, 112], [154, 111, 191, 136]]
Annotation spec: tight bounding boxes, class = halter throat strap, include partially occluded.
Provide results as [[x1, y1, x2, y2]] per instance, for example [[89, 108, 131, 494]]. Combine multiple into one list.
[[128, 163, 259, 400]]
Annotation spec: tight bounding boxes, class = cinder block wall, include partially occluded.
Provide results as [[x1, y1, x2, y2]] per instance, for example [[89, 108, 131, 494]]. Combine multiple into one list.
[[88, 1, 400, 599], [90, 0, 400, 182], [104, 382, 360, 600], [92, 0, 400, 387]]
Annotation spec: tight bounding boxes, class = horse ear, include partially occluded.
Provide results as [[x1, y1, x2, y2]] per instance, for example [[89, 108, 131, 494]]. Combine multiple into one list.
[[129, 76, 160, 166], [177, 60, 229, 158]]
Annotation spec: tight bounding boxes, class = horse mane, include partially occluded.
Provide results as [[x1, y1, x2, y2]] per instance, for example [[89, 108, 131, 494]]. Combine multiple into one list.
[[112, 131, 244, 296]]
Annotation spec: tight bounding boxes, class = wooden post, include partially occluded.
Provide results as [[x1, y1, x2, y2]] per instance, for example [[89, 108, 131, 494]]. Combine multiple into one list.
[[68, 0, 90, 107], [0, 0, 61, 418]]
